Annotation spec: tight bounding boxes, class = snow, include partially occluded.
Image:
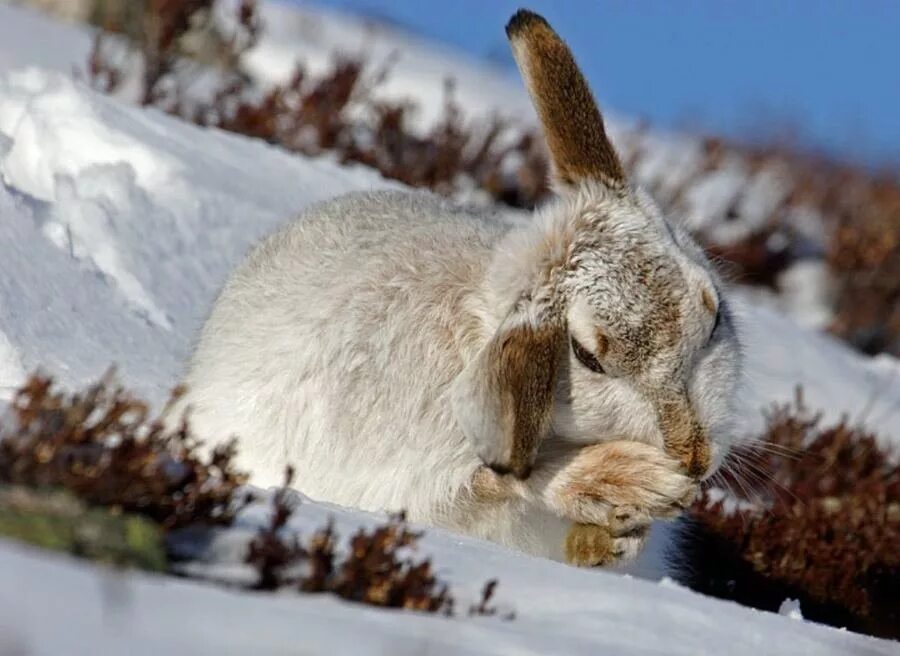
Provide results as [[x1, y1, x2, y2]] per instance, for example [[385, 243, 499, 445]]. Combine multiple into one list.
[[0, 495, 894, 656], [233, 0, 535, 129], [0, 2, 898, 654], [0, 2, 92, 75], [0, 326, 25, 402], [0, 62, 395, 403], [779, 599, 805, 622], [733, 297, 900, 440]]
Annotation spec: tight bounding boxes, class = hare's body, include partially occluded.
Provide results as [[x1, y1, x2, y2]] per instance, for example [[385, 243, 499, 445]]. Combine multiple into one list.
[[180, 10, 744, 570], [182, 191, 571, 557]]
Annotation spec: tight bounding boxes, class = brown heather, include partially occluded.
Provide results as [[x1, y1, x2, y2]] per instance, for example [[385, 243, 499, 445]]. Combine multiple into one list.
[[0, 374, 508, 617], [246, 468, 510, 616], [0, 372, 246, 530], [685, 392, 899, 640]]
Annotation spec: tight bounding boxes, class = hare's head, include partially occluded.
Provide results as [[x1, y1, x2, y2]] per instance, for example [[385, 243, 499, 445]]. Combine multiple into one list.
[[452, 10, 742, 482]]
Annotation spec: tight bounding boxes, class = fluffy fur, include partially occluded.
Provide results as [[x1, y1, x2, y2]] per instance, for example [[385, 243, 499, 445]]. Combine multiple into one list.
[[175, 9, 743, 569]]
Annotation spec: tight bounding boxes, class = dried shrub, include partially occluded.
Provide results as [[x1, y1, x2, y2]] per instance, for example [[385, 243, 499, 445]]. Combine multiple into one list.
[[306, 513, 453, 613], [0, 372, 247, 530], [89, 0, 261, 108], [244, 465, 306, 591], [246, 470, 511, 617], [820, 173, 900, 355], [702, 226, 792, 289], [683, 392, 899, 639], [88, 0, 549, 210], [246, 499, 453, 613], [192, 58, 549, 208], [469, 579, 514, 620]]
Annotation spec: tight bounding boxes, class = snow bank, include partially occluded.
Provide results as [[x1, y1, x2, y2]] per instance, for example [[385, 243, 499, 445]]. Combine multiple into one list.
[[1, 491, 895, 656], [0, 2, 92, 75], [0, 66, 395, 402]]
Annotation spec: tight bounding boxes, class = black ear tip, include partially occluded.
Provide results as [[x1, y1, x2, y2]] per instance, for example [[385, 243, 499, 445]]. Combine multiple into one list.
[[505, 8, 549, 38]]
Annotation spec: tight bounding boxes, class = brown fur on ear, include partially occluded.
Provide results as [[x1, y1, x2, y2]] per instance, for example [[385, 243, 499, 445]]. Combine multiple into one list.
[[506, 9, 626, 187], [487, 321, 564, 478]]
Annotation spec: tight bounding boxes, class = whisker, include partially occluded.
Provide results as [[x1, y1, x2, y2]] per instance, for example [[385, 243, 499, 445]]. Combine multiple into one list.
[[740, 439, 804, 459], [728, 449, 805, 508]]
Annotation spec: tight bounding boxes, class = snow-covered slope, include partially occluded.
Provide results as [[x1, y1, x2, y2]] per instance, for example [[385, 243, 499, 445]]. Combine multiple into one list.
[[0, 2, 92, 74], [0, 3, 898, 654], [0, 62, 396, 404], [1, 494, 895, 656]]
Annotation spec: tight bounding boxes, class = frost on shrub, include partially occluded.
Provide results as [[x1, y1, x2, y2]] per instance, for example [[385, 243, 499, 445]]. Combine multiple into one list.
[[683, 392, 899, 639], [0, 372, 247, 530]]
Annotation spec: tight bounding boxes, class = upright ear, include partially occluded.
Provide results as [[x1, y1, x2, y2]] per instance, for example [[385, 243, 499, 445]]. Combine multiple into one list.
[[450, 305, 564, 479], [506, 9, 626, 187]]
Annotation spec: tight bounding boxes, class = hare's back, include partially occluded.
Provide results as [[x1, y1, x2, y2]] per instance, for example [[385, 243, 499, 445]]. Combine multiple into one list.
[[247, 189, 505, 279], [219, 190, 506, 337], [182, 190, 504, 489]]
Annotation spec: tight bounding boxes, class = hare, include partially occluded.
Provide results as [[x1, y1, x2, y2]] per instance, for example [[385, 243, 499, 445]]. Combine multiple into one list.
[[177, 9, 742, 568]]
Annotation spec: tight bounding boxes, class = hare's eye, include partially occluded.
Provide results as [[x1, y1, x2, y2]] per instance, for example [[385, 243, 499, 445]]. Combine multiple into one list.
[[571, 337, 604, 374], [708, 305, 724, 344]]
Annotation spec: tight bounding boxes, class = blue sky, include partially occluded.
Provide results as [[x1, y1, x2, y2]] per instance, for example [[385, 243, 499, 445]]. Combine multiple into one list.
[[299, 0, 900, 169]]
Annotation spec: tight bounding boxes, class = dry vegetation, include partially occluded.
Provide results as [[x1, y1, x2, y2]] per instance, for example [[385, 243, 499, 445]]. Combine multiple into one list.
[[0, 372, 245, 530], [88, 0, 550, 208], [245, 467, 511, 617], [3, 373, 892, 634], [246, 468, 455, 613], [0, 374, 507, 618], [685, 392, 899, 640]]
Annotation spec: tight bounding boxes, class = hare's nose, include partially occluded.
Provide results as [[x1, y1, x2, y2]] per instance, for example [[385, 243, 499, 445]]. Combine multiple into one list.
[[677, 424, 711, 480], [683, 444, 711, 480], [657, 395, 711, 480]]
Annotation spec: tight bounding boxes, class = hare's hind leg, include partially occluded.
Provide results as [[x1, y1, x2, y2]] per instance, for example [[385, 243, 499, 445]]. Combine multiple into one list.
[[457, 466, 571, 561]]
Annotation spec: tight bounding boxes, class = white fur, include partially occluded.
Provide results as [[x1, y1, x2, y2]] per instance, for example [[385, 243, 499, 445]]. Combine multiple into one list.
[[176, 183, 743, 567], [177, 8, 743, 572]]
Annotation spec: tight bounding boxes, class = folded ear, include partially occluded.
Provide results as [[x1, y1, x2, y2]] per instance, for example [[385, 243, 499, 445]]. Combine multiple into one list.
[[506, 9, 626, 188], [451, 308, 564, 479]]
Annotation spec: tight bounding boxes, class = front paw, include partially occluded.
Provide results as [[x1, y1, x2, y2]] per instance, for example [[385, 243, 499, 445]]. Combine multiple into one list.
[[543, 441, 698, 526], [564, 522, 648, 568]]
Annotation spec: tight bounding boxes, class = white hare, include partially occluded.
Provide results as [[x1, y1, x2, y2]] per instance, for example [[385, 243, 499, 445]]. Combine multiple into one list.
[[177, 9, 743, 568]]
